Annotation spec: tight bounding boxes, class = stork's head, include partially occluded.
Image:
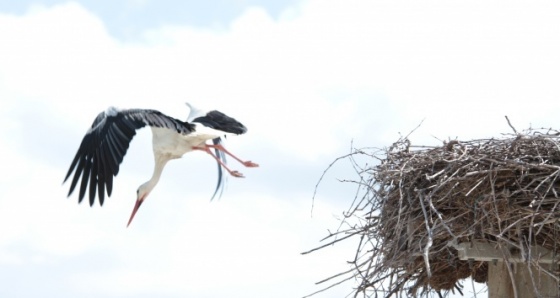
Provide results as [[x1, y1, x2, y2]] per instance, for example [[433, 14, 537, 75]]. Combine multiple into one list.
[[127, 183, 151, 227]]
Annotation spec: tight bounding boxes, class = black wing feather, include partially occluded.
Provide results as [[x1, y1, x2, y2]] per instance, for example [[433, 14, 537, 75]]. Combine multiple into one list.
[[95, 150, 105, 206], [67, 156, 84, 198], [102, 137, 119, 175], [210, 137, 227, 201], [98, 143, 113, 197], [89, 159, 97, 206], [79, 157, 92, 203], [64, 108, 195, 206]]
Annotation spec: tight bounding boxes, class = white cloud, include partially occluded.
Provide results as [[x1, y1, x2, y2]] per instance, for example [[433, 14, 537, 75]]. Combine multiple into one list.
[[0, 2, 373, 160]]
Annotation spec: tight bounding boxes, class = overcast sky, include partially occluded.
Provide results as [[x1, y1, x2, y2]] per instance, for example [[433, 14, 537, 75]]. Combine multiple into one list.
[[1, 1, 559, 297]]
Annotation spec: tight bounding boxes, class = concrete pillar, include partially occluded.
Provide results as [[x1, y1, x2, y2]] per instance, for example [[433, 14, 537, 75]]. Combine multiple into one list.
[[488, 261, 559, 298]]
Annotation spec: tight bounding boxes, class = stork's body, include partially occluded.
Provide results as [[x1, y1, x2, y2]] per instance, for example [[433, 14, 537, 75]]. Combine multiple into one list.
[[63, 103, 258, 226]]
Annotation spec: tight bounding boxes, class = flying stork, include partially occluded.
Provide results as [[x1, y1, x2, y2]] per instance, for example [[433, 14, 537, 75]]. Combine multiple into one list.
[[63, 103, 258, 227]]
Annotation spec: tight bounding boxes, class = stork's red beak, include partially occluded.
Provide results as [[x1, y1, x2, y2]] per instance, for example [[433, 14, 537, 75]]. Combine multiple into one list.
[[127, 199, 144, 227]]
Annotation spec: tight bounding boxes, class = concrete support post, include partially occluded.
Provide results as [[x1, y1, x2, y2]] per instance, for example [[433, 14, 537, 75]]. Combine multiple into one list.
[[488, 261, 559, 298]]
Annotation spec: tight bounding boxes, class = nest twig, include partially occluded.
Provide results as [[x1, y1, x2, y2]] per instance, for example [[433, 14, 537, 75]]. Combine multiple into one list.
[[306, 127, 560, 297]]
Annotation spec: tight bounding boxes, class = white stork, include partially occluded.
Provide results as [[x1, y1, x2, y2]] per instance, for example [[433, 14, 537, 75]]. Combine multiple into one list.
[[63, 103, 258, 227]]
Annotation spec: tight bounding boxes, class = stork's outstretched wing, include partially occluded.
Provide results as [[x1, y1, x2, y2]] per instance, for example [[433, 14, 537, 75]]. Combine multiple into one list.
[[64, 107, 194, 206], [192, 110, 247, 135], [191, 110, 247, 200]]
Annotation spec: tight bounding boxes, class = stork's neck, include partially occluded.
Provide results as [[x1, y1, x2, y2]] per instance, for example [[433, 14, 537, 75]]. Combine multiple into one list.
[[143, 157, 169, 193]]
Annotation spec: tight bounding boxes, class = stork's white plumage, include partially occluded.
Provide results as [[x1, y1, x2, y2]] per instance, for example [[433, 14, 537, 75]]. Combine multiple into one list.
[[63, 103, 258, 227]]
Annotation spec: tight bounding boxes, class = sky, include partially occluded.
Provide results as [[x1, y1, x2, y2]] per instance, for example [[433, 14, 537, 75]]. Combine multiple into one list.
[[0, 0, 559, 297]]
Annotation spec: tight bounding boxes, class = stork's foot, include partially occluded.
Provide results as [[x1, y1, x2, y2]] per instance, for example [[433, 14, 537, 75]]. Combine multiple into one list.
[[242, 161, 259, 167], [231, 170, 245, 178]]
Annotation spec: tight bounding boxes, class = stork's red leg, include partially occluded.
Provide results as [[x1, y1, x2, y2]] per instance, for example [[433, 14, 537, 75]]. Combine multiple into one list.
[[193, 145, 245, 178], [205, 144, 259, 167]]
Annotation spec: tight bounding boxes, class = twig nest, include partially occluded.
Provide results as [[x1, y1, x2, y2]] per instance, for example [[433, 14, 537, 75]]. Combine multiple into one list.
[[311, 128, 560, 297]]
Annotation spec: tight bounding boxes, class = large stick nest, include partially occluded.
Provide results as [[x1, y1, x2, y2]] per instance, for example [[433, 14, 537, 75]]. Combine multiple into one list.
[[308, 128, 560, 297]]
